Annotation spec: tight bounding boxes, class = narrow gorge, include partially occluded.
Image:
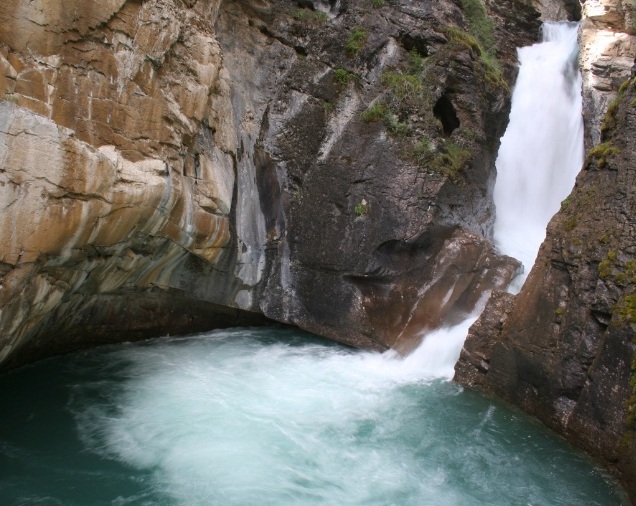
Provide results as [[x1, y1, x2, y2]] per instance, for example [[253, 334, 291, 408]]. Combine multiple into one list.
[[0, 0, 635, 503]]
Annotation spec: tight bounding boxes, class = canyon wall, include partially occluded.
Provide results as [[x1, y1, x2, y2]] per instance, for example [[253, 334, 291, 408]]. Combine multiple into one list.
[[456, 1, 636, 500], [2, 0, 636, 500], [0, 0, 537, 367]]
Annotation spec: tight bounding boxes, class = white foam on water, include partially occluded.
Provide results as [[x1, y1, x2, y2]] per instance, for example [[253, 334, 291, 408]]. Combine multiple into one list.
[[70, 327, 626, 506]]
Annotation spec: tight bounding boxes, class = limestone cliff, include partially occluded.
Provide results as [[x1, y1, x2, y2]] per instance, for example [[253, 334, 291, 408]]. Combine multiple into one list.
[[0, 0, 268, 366], [0, 0, 538, 367], [580, 0, 636, 146]]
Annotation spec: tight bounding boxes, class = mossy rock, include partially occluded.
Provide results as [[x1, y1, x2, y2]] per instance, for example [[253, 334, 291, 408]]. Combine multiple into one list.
[[587, 141, 620, 168]]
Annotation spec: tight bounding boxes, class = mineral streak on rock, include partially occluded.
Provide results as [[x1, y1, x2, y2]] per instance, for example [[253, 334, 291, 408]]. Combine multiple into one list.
[[0, 0, 261, 367]]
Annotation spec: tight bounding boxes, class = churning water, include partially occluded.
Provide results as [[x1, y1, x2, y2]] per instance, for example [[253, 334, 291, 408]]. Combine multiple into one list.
[[494, 22, 584, 282], [0, 327, 628, 505]]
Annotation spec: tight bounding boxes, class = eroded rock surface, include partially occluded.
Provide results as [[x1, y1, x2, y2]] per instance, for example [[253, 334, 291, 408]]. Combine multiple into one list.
[[532, 0, 582, 21], [580, 0, 636, 146]]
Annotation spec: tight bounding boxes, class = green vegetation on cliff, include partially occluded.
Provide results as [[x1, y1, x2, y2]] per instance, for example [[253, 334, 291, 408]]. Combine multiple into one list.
[[333, 68, 357, 85], [445, 27, 506, 92], [346, 27, 368, 56], [459, 0, 495, 52], [587, 141, 620, 168], [601, 77, 636, 135], [292, 8, 329, 23]]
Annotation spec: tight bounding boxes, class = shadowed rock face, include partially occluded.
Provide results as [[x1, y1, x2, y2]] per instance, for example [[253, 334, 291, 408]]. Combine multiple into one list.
[[532, 0, 581, 21], [455, 75, 636, 502], [0, 0, 537, 368], [216, 0, 531, 351]]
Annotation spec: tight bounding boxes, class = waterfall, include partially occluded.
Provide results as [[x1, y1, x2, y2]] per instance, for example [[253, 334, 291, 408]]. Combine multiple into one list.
[[409, 22, 583, 372], [493, 22, 583, 283]]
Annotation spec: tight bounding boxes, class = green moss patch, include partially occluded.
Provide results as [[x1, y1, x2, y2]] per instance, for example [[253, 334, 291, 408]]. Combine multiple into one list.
[[361, 101, 388, 122], [459, 0, 495, 52], [444, 26, 507, 92], [601, 77, 636, 134], [420, 140, 472, 182], [292, 9, 329, 23], [355, 199, 369, 217], [587, 142, 620, 168], [334, 68, 357, 86]]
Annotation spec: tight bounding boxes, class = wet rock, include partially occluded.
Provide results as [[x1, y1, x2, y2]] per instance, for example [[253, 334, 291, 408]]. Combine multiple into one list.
[[531, 0, 582, 21]]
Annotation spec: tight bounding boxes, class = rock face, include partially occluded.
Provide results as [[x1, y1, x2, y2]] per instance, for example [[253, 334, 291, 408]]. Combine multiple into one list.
[[532, 0, 582, 21], [455, 1, 636, 500], [455, 76, 636, 501], [0, 0, 537, 368], [580, 0, 636, 146]]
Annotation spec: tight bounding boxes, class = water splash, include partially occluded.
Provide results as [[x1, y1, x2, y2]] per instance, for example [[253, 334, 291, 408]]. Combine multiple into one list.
[[57, 328, 624, 506]]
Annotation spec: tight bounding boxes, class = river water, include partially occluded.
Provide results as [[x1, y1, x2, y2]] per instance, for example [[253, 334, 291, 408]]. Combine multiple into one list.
[[0, 21, 626, 506], [0, 327, 628, 505]]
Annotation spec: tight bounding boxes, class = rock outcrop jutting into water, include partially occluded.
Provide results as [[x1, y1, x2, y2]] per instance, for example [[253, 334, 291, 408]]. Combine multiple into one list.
[[455, 2, 636, 500], [0, 0, 538, 366]]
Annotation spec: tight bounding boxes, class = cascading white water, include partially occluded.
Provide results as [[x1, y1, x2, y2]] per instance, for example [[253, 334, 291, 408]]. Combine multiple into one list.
[[493, 22, 584, 282], [409, 21, 584, 372]]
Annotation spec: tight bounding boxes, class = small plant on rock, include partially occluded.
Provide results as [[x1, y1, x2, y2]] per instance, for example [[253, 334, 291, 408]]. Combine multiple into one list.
[[355, 199, 369, 217], [0, 93, 18, 104], [361, 101, 388, 122], [334, 68, 356, 86], [413, 137, 434, 163], [421, 140, 471, 182], [384, 112, 409, 135], [292, 9, 329, 23], [346, 27, 368, 56], [587, 141, 620, 168]]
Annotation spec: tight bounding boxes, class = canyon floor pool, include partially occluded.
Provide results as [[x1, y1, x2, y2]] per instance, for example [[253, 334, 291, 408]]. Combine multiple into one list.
[[0, 327, 628, 505]]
